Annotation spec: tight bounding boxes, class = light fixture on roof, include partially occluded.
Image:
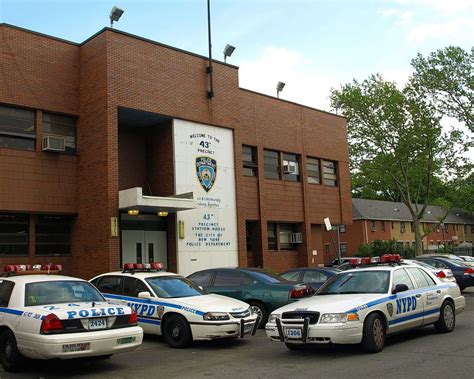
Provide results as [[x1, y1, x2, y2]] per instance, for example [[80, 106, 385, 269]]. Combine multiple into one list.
[[109, 6, 124, 28], [276, 81, 285, 98], [223, 44, 235, 62]]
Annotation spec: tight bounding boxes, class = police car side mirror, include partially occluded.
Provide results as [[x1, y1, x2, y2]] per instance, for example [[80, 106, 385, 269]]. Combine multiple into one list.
[[138, 291, 152, 299], [392, 284, 409, 294]]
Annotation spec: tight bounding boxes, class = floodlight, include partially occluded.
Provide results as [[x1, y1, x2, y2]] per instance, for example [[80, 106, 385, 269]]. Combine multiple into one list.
[[223, 44, 236, 62], [276, 81, 285, 98], [110, 6, 124, 28]]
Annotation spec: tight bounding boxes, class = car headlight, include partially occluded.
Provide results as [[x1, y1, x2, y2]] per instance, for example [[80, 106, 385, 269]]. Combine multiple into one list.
[[203, 312, 230, 321], [268, 314, 281, 323], [319, 313, 359, 324]]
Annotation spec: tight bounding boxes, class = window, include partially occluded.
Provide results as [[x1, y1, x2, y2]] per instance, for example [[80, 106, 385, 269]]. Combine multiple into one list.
[[392, 269, 415, 290], [35, 215, 72, 256], [267, 223, 277, 250], [339, 243, 347, 256], [122, 277, 149, 298], [407, 268, 435, 288], [306, 157, 321, 184], [411, 222, 415, 232], [339, 224, 346, 233], [391, 221, 394, 230], [145, 277, 204, 298], [0, 280, 15, 307], [25, 281, 103, 306], [279, 223, 297, 250], [213, 271, 244, 287], [324, 244, 330, 255], [303, 271, 328, 283], [322, 160, 337, 186], [264, 150, 280, 180], [42, 113, 76, 154], [282, 153, 300, 182], [444, 224, 449, 232], [400, 222, 406, 233], [371, 220, 376, 232], [246, 222, 253, 251], [0, 213, 29, 256], [188, 270, 213, 288], [381, 221, 385, 232], [280, 271, 301, 282], [93, 276, 122, 295], [0, 105, 35, 151], [242, 145, 257, 177]]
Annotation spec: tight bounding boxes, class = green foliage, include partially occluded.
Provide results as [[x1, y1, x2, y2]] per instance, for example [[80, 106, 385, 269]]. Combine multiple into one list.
[[354, 243, 372, 257], [356, 239, 415, 258]]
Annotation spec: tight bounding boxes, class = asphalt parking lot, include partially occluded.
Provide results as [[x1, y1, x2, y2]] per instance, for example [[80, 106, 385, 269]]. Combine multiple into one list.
[[2, 292, 473, 379]]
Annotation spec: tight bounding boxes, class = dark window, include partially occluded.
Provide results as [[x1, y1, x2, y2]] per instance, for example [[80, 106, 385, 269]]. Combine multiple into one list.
[[0, 280, 15, 306], [35, 215, 72, 256], [400, 222, 406, 233], [188, 271, 213, 288], [136, 243, 142, 263], [0, 213, 29, 256], [444, 224, 449, 232], [324, 244, 330, 255], [339, 224, 346, 233], [213, 271, 244, 287], [146, 276, 204, 298], [42, 113, 76, 154], [322, 160, 337, 186], [392, 269, 415, 290], [242, 145, 258, 177], [407, 268, 434, 288], [339, 243, 347, 256], [282, 153, 300, 182], [264, 150, 280, 180], [303, 271, 328, 283], [0, 105, 35, 151], [307, 157, 320, 184], [93, 276, 122, 295], [267, 223, 277, 250], [391, 221, 394, 230], [371, 220, 376, 232], [246, 222, 253, 251], [281, 271, 301, 282], [279, 223, 296, 250], [122, 277, 149, 298], [411, 222, 415, 232], [148, 243, 154, 263], [381, 221, 385, 232]]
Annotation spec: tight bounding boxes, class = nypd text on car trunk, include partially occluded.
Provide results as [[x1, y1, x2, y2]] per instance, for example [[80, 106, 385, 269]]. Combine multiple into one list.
[[265, 255, 465, 353], [91, 263, 259, 348], [0, 264, 143, 373]]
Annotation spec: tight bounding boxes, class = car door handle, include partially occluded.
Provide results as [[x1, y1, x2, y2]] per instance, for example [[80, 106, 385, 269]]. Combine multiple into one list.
[[415, 294, 422, 298]]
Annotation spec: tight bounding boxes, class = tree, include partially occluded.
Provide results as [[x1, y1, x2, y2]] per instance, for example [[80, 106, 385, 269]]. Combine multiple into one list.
[[411, 46, 474, 132], [331, 74, 467, 255]]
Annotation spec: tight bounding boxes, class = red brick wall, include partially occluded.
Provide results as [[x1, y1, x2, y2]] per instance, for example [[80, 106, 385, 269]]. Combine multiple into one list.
[[118, 129, 147, 191], [147, 122, 174, 197]]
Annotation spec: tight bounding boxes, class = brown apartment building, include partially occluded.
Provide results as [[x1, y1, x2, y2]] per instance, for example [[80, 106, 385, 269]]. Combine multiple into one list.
[[322, 198, 474, 263], [0, 24, 352, 278]]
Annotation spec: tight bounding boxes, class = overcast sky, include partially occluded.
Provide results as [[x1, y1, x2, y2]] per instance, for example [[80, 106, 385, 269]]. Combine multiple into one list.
[[1, 0, 472, 114]]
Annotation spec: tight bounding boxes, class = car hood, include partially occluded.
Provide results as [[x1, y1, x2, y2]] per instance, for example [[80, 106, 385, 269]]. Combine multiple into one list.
[[271, 294, 388, 315], [161, 294, 249, 313], [26, 301, 131, 320]]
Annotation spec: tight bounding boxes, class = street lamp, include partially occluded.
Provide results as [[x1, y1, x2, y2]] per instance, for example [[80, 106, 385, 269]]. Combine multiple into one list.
[[223, 44, 235, 62], [109, 6, 124, 28], [276, 81, 285, 98]]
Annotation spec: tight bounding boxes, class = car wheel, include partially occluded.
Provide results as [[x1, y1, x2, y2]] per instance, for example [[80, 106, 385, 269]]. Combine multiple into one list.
[[361, 313, 386, 353], [434, 301, 455, 333], [247, 301, 268, 328], [163, 315, 192, 348], [285, 342, 304, 350], [0, 329, 23, 373]]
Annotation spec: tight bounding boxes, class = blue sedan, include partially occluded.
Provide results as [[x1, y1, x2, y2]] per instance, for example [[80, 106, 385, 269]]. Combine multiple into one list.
[[279, 267, 340, 291], [415, 257, 474, 291]]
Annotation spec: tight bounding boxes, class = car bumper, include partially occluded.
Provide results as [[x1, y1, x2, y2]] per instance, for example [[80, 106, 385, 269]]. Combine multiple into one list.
[[16, 326, 143, 360], [454, 296, 466, 314], [265, 318, 363, 345], [190, 315, 259, 340]]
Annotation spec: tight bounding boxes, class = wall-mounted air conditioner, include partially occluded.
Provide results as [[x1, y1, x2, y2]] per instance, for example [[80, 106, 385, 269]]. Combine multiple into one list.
[[290, 232, 303, 244], [283, 162, 297, 174], [42, 136, 66, 152]]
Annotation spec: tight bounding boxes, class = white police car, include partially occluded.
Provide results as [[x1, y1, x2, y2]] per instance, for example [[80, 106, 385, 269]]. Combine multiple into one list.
[[90, 263, 259, 348], [0, 265, 143, 372], [265, 255, 466, 353]]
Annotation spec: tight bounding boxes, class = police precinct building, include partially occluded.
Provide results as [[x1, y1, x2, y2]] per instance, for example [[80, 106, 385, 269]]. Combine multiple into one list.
[[0, 24, 352, 278]]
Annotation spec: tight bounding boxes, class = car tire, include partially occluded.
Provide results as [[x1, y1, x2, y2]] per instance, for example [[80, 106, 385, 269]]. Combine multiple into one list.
[[285, 342, 304, 350], [361, 313, 386, 353], [163, 315, 192, 348], [247, 301, 268, 328], [434, 301, 455, 333], [0, 329, 24, 373]]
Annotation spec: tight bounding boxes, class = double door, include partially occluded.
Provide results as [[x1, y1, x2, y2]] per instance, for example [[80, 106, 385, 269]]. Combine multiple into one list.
[[122, 230, 167, 269]]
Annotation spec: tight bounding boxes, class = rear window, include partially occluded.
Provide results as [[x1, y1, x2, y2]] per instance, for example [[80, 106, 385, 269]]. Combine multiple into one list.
[[0, 280, 15, 307], [246, 271, 285, 284], [25, 281, 104, 306]]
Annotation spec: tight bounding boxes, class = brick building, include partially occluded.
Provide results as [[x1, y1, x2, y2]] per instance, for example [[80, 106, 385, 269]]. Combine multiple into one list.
[[322, 198, 474, 263], [0, 24, 352, 278]]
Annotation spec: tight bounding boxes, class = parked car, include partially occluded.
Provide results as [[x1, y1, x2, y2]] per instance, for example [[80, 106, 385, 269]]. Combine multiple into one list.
[[279, 268, 340, 291], [401, 259, 456, 283], [187, 268, 314, 327], [419, 254, 474, 267], [415, 257, 474, 291], [329, 257, 352, 266], [458, 255, 474, 264], [91, 264, 258, 348]]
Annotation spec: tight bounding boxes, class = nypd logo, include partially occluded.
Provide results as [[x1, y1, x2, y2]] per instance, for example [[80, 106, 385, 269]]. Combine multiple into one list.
[[196, 156, 217, 192]]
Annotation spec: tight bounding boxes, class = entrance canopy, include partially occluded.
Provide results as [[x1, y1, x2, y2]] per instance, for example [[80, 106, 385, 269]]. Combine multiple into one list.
[[119, 187, 196, 214]]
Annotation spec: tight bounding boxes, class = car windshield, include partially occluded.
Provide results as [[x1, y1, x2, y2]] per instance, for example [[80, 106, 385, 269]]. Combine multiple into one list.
[[246, 271, 285, 284], [317, 271, 390, 295], [25, 281, 104, 306], [146, 276, 204, 298], [440, 259, 469, 268]]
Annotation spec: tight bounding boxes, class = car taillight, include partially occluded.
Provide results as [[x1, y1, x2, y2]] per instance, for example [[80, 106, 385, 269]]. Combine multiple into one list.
[[464, 268, 474, 275], [128, 310, 138, 325], [289, 285, 313, 299], [436, 271, 446, 278], [40, 314, 64, 334]]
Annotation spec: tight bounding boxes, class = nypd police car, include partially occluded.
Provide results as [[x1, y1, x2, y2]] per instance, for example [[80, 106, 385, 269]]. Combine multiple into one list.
[[265, 255, 465, 353], [0, 265, 143, 372], [91, 263, 259, 348]]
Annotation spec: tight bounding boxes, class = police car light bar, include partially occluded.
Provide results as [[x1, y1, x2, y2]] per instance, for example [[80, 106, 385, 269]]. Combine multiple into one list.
[[122, 262, 164, 272], [3, 264, 63, 276], [379, 254, 401, 263]]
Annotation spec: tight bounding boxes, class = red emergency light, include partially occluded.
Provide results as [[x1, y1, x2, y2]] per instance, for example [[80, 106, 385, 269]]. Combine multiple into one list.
[[3, 264, 63, 275], [380, 254, 401, 263], [123, 262, 164, 272]]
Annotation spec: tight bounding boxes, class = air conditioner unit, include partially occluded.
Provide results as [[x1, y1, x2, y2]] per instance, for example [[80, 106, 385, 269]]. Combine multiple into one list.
[[283, 162, 297, 174], [290, 233, 303, 244], [42, 136, 65, 152]]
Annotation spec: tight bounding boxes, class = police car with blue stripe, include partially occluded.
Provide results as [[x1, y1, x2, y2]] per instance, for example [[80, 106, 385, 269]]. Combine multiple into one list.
[[0, 264, 143, 373], [91, 263, 259, 348], [265, 255, 465, 353]]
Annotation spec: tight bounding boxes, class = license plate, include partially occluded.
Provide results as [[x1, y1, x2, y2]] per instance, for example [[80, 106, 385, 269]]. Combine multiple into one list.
[[117, 336, 136, 345], [286, 328, 302, 339], [62, 342, 91, 352], [89, 318, 107, 330], [244, 323, 254, 333]]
